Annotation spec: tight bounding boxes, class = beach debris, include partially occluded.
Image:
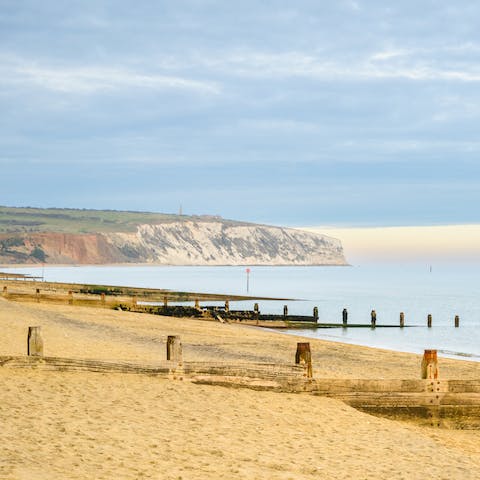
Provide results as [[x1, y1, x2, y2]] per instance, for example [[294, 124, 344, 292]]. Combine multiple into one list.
[[27, 326, 43, 356], [421, 349, 439, 379]]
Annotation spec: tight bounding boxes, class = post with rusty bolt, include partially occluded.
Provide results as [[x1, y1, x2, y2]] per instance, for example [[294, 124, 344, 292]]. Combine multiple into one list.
[[166, 335, 182, 364], [36, 288, 40, 303], [421, 349, 439, 379], [313, 306, 319, 321], [68, 290, 73, 305], [342, 308, 348, 327], [295, 342, 313, 378], [283, 305, 288, 317], [224, 300, 229, 312], [27, 326, 43, 356], [454, 315, 459, 328], [427, 314, 432, 328], [371, 310, 377, 328], [400, 312, 405, 328]]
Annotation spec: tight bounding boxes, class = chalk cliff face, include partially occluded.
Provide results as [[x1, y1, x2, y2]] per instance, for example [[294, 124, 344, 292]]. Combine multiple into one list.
[[0, 221, 347, 265]]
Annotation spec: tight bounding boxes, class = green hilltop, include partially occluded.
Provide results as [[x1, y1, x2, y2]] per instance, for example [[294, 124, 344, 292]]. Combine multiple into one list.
[[0, 206, 232, 234]]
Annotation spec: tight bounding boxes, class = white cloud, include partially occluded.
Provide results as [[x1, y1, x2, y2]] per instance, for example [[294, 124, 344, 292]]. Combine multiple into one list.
[[1, 57, 220, 95]]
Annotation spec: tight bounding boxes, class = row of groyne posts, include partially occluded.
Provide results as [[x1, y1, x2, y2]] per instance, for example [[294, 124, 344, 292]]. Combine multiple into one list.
[[24, 326, 440, 380]]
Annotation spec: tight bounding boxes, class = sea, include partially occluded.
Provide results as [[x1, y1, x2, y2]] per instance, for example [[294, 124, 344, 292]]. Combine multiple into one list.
[[3, 263, 480, 362]]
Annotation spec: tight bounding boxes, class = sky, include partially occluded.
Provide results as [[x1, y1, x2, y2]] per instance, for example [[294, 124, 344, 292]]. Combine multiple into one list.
[[1, 1, 480, 229]]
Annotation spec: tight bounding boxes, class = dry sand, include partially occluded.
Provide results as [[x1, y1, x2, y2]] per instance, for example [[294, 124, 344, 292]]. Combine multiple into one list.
[[1, 297, 479, 479]]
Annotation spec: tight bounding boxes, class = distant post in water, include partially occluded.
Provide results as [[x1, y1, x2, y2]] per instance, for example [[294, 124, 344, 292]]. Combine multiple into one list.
[[421, 349, 439, 379], [166, 335, 182, 364], [371, 310, 377, 328], [342, 308, 348, 327], [427, 314, 432, 328], [313, 306, 319, 321], [283, 305, 288, 317], [295, 342, 313, 378], [27, 326, 43, 356], [454, 315, 459, 328], [254, 303, 259, 314], [400, 312, 405, 328], [224, 300, 229, 312]]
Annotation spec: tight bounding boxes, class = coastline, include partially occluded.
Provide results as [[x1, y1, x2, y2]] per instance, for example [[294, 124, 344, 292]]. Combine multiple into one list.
[[1, 298, 479, 478]]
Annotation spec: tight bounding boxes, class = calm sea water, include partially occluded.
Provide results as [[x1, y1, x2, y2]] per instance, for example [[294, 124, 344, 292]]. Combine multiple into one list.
[[4, 263, 480, 361]]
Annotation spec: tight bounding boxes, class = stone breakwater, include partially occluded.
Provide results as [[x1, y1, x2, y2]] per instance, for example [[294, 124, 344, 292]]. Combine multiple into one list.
[[0, 221, 347, 265]]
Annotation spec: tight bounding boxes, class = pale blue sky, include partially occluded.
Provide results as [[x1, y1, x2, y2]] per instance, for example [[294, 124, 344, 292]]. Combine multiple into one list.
[[1, 1, 480, 226]]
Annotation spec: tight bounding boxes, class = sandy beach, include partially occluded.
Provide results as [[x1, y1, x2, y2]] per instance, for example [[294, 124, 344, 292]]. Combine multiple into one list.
[[1, 297, 480, 479]]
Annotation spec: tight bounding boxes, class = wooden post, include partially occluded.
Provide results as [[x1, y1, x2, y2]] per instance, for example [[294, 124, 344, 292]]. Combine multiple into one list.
[[342, 308, 348, 327], [254, 303, 259, 314], [421, 349, 439, 379], [427, 314, 432, 328], [313, 306, 319, 321], [101, 292, 106, 305], [2, 286, 7, 296], [225, 300, 229, 312], [132, 296, 137, 307], [194, 299, 200, 310], [36, 288, 40, 303], [163, 296, 168, 308], [283, 305, 288, 317], [295, 342, 312, 378], [166, 335, 182, 364], [400, 312, 405, 328], [68, 290, 73, 305], [27, 326, 43, 356], [454, 315, 459, 328], [371, 310, 376, 328]]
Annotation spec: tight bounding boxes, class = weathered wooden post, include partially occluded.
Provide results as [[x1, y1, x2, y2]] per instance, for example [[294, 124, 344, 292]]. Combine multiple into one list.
[[427, 314, 432, 328], [421, 349, 439, 379], [400, 312, 405, 328], [454, 315, 459, 328], [254, 303, 259, 315], [163, 296, 168, 308], [295, 342, 312, 378], [166, 335, 182, 364], [283, 305, 288, 317], [132, 295, 137, 307], [68, 290, 73, 305], [101, 292, 106, 305], [371, 310, 376, 328], [27, 326, 43, 356], [224, 300, 229, 312], [194, 299, 200, 310], [36, 288, 40, 303], [313, 306, 319, 321], [2, 285, 7, 296], [342, 308, 348, 327]]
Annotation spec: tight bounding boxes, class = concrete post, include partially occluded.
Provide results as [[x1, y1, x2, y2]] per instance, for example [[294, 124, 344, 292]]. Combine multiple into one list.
[[421, 349, 439, 379], [27, 326, 43, 356]]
